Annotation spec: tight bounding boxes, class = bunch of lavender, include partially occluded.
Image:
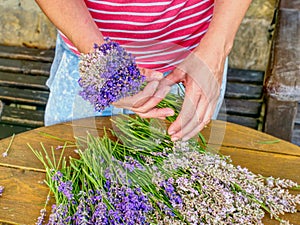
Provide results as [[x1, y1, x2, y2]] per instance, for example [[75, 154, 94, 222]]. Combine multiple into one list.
[[30, 132, 178, 224], [108, 101, 300, 224], [47, 180, 153, 225], [147, 141, 300, 225], [78, 38, 145, 111]]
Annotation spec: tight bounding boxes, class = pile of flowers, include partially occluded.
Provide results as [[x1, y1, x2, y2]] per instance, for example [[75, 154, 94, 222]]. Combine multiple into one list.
[[31, 40, 300, 224], [31, 101, 300, 225], [78, 38, 145, 111]]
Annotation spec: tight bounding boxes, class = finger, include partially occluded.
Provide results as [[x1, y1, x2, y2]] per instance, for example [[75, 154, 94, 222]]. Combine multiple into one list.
[[181, 96, 217, 141], [136, 68, 185, 112], [181, 115, 211, 142], [170, 93, 208, 141], [113, 80, 159, 108], [136, 107, 174, 119], [139, 67, 164, 82], [145, 71, 164, 82], [181, 119, 211, 142], [134, 84, 171, 113], [167, 83, 202, 139]]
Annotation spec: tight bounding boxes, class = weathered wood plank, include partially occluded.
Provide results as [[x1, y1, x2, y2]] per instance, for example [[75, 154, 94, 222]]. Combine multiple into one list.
[[280, 0, 300, 10], [264, 97, 298, 142], [295, 102, 300, 124], [0, 45, 54, 63], [0, 124, 31, 140], [223, 99, 262, 116], [0, 101, 3, 117], [0, 71, 48, 90], [223, 114, 259, 129], [0, 58, 51, 76], [227, 68, 264, 84], [1, 118, 300, 173], [225, 82, 263, 99], [0, 123, 84, 170], [0, 86, 49, 105], [200, 120, 300, 156], [0, 105, 44, 127]]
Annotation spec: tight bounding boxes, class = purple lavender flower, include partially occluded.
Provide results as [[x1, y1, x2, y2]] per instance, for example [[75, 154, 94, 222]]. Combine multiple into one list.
[[0, 186, 4, 196], [52, 171, 74, 200], [78, 38, 145, 111], [160, 178, 183, 208], [36, 195, 50, 225], [47, 204, 72, 225], [122, 156, 145, 172], [36, 209, 46, 225], [106, 182, 153, 225]]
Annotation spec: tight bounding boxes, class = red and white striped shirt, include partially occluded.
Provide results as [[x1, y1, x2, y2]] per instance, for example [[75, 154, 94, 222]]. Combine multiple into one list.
[[60, 0, 214, 72]]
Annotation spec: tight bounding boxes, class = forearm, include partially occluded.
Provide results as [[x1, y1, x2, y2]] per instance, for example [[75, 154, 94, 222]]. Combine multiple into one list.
[[201, 0, 252, 55], [35, 0, 104, 53]]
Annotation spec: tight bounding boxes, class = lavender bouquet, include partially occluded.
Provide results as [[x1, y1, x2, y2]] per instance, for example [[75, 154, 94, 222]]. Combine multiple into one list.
[[78, 38, 145, 111]]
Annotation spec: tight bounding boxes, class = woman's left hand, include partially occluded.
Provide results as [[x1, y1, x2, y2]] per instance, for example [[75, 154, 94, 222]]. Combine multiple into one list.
[[163, 49, 226, 141]]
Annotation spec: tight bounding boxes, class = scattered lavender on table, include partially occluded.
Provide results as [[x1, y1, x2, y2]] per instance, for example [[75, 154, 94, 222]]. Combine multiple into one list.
[[0, 186, 4, 196], [78, 38, 145, 111], [2, 133, 15, 157]]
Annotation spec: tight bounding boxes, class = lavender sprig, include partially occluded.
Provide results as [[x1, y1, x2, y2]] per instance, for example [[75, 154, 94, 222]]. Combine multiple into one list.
[[2, 133, 15, 157], [0, 186, 4, 196], [78, 38, 145, 111]]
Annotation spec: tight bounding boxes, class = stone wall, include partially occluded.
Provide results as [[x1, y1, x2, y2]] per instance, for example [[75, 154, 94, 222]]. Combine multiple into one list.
[[0, 0, 56, 49], [229, 0, 279, 71], [0, 0, 278, 71]]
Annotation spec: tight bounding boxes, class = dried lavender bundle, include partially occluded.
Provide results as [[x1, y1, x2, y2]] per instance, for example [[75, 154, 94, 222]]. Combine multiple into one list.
[[148, 141, 300, 225], [78, 38, 145, 111]]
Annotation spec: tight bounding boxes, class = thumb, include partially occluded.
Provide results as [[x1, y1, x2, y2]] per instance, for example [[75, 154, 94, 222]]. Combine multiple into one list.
[[161, 67, 186, 87]]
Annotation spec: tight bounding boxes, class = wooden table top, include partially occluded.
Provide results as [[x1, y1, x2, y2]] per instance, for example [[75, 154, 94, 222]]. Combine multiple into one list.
[[0, 117, 299, 225]]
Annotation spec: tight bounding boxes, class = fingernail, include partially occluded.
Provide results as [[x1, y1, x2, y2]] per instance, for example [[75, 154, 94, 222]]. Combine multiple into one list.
[[166, 112, 174, 117], [152, 72, 163, 79], [171, 136, 178, 142], [169, 130, 175, 135], [182, 136, 188, 142]]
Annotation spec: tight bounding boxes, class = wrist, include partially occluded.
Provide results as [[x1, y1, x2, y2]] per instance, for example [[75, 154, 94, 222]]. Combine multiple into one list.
[[77, 35, 105, 54], [200, 29, 234, 57]]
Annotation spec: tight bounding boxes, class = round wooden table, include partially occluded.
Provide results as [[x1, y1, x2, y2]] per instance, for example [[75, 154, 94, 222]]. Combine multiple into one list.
[[0, 117, 299, 224]]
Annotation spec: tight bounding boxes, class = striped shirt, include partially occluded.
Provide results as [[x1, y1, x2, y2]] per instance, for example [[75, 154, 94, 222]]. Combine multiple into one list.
[[60, 0, 214, 72]]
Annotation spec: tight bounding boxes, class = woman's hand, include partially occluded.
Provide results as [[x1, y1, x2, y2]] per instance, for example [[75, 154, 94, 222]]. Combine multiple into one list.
[[164, 40, 227, 141], [112, 68, 175, 120], [113, 40, 227, 142]]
